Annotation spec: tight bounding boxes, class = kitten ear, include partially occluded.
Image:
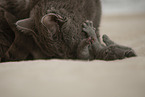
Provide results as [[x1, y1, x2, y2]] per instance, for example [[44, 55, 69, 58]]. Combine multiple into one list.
[[41, 13, 66, 31], [16, 18, 35, 33]]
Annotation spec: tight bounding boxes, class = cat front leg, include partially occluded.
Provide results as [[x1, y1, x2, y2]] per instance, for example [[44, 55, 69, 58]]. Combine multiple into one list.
[[77, 37, 93, 60]]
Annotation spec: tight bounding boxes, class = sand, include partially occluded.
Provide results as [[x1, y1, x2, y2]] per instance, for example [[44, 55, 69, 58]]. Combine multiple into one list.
[[0, 13, 145, 97]]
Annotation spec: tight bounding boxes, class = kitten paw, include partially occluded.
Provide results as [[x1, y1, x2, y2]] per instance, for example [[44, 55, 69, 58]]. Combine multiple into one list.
[[86, 37, 95, 44], [82, 20, 96, 37], [102, 34, 115, 46]]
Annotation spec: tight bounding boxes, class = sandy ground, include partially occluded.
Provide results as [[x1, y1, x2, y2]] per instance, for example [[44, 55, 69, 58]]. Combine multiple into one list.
[[0, 13, 145, 97]]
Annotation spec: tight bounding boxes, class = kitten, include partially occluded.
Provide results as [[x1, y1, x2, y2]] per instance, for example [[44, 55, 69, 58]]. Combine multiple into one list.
[[77, 20, 136, 60]]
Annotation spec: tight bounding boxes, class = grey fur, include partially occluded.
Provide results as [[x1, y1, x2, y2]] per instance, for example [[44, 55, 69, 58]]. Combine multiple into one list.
[[77, 20, 136, 60], [0, 0, 136, 62]]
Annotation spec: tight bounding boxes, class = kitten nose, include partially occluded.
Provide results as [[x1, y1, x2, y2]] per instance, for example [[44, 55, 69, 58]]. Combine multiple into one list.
[[125, 50, 136, 57]]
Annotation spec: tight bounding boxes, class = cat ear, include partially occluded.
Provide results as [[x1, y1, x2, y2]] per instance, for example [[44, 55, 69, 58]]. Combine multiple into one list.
[[4, 11, 19, 35], [16, 18, 35, 33], [41, 13, 66, 31], [4, 11, 17, 25]]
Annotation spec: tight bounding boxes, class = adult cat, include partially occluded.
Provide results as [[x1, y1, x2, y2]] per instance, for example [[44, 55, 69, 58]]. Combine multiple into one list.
[[0, 0, 136, 62]]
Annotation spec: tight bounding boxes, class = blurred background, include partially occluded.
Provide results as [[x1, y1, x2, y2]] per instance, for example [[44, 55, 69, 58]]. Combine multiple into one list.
[[101, 0, 145, 15]]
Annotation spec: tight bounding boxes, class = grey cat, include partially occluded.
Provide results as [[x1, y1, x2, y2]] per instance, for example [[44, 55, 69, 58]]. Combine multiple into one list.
[[0, 0, 136, 62]]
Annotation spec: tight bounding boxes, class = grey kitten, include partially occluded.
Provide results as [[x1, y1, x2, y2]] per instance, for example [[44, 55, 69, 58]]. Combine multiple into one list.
[[77, 20, 136, 60]]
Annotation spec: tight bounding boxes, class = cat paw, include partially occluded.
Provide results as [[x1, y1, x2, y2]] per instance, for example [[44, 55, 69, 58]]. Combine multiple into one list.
[[102, 34, 115, 46], [82, 20, 96, 37], [86, 37, 95, 44]]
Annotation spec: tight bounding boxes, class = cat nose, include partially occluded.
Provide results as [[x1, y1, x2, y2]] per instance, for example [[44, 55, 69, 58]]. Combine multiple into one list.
[[125, 50, 136, 57]]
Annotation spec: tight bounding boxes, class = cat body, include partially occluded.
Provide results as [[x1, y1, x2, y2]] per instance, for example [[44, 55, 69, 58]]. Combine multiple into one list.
[[0, 0, 102, 61], [0, 0, 136, 62]]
